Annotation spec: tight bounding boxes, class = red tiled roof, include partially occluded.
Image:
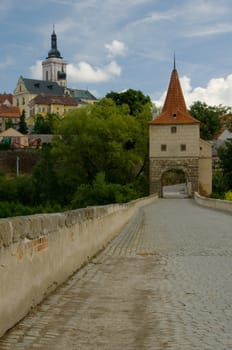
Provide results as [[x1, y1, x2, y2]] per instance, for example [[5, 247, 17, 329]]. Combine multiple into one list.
[[31, 94, 78, 106], [149, 68, 199, 125], [0, 105, 21, 118], [0, 93, 13, 105]]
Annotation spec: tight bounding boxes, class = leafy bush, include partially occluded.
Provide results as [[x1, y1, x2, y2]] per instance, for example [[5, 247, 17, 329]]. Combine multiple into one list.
[[0, 201, 63, 218], [225, 191, 232, 201], [211, 171, 229, 196], [71, 172, 145, 209]]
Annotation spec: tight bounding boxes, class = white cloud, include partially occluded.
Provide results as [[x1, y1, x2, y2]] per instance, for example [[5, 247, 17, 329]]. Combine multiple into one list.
[[185, 23, 232, 38], [105, 40, 127, 57], [67, 60, 121, 83], [29, 60, 42, 79], [30, 58, 121, 84], [154, 74, 232, 108]]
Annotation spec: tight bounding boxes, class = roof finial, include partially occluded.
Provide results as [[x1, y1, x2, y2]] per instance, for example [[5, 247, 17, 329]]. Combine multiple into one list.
[[174, 53, 176, 70], [53, 24, 55, 33]]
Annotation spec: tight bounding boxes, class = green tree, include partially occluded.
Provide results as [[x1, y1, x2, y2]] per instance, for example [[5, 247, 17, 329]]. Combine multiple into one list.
[[218, 139, 232, 189], [18, 110, 28, 134], [32, 114, 59, 134], [52, 99, 150, 202], [32, 144, 60, 204], [189, 101, 222, 140], [106, 89, 152, 116], [71, 172, 142, 208]]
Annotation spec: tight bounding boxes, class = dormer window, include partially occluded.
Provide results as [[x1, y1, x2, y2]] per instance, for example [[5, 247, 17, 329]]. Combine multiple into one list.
[[172, 113, 177, 118]]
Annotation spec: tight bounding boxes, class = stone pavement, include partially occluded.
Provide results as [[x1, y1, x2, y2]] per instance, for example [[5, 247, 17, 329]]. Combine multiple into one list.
[[0, 199, 232, 350]]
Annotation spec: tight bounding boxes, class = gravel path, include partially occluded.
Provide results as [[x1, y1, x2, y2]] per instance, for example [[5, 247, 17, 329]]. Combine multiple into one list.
[[0, 199, 232, 350]]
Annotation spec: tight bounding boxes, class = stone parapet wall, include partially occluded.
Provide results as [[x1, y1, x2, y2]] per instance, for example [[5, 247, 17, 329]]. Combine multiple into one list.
[[194, 192, 232, 213], [0, 195, 157, 337]]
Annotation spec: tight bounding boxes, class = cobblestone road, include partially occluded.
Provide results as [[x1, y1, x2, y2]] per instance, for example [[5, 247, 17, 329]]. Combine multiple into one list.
[[0, 199, 232, 350]]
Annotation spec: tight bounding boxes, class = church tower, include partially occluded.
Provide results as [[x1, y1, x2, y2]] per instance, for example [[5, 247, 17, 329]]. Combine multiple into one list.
[[42, 27, 67, 88], [149, 61, 212, 197]]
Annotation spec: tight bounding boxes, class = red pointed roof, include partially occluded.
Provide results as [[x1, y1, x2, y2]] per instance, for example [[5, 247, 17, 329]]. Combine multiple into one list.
[[150, 68, 199, 125]]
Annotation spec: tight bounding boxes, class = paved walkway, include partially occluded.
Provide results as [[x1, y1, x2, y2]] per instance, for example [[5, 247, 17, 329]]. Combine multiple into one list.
[[0, 199, 232, 349]]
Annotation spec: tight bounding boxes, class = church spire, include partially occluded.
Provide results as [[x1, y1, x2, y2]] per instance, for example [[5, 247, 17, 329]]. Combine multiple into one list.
[[47, 26, 62, 59]]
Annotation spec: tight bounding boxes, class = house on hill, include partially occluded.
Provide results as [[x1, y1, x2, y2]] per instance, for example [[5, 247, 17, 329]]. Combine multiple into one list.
[[0, 128, 28, 148], [68, 88, 98, 105], [0, 105, 21, 132], [0, 93, 13, 106], [29, 94, 78, 117]]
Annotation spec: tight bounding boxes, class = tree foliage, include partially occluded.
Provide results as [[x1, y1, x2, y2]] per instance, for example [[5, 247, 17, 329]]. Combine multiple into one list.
[[189, 101, 222, 140], [53, 98, 150, 197], [32, 114, 59, 134], [0, 95, 151, 217], [218, 139, 232, 189], [32, 144, 61, 204], [106, 89, 152, 116], [18, 110, 28, 134]]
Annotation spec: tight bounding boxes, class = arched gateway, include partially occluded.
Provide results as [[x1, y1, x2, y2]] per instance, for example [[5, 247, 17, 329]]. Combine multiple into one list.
[[149, 64, 212, 197]]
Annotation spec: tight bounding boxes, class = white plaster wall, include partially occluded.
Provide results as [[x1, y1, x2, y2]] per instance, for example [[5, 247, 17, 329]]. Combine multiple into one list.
[[149, 124, 200, 158]]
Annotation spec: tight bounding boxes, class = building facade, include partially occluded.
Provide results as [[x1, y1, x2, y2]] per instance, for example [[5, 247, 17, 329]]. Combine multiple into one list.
[[149, 65, 212, 197], [29, 95, 78, 117], [13, 77, 65, 117]]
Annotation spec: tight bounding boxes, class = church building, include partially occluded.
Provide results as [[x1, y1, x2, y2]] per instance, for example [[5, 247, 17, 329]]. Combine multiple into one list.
[[13, 28, 97, 118], [149, 62, 212, 197]]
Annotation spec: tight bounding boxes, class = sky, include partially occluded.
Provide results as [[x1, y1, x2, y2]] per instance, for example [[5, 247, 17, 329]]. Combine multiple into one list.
[[1, 0, 232, 107]]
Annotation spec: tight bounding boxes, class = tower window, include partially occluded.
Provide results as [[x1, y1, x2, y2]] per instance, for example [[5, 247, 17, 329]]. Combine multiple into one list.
[[171, 126, 177, 133], [180, 144, 186, 151], [161, 144, 167, 151]]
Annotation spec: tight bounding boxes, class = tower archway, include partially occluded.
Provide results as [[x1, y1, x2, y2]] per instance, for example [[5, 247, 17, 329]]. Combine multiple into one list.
[[161, 168, 189, 198]]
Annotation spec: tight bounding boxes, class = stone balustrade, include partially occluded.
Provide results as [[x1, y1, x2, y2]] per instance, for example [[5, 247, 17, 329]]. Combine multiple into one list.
[[0, 195, 157, 337], [194, 192, 232, 214]]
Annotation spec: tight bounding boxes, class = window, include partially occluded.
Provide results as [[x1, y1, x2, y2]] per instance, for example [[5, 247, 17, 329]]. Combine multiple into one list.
[[161, 144, 167, 151], [180, 144, 186, 151], [22, 97, 25, 105], [171, 126, 177, 133]]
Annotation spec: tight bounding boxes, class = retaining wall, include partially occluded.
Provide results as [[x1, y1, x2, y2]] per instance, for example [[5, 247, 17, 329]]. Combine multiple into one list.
[[194, 192, 232, 214], [0, 195, 157, 337]]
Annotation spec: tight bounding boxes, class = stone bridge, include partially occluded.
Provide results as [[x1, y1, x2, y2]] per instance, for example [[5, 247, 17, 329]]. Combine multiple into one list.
[[0, 194, 232, 349]]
